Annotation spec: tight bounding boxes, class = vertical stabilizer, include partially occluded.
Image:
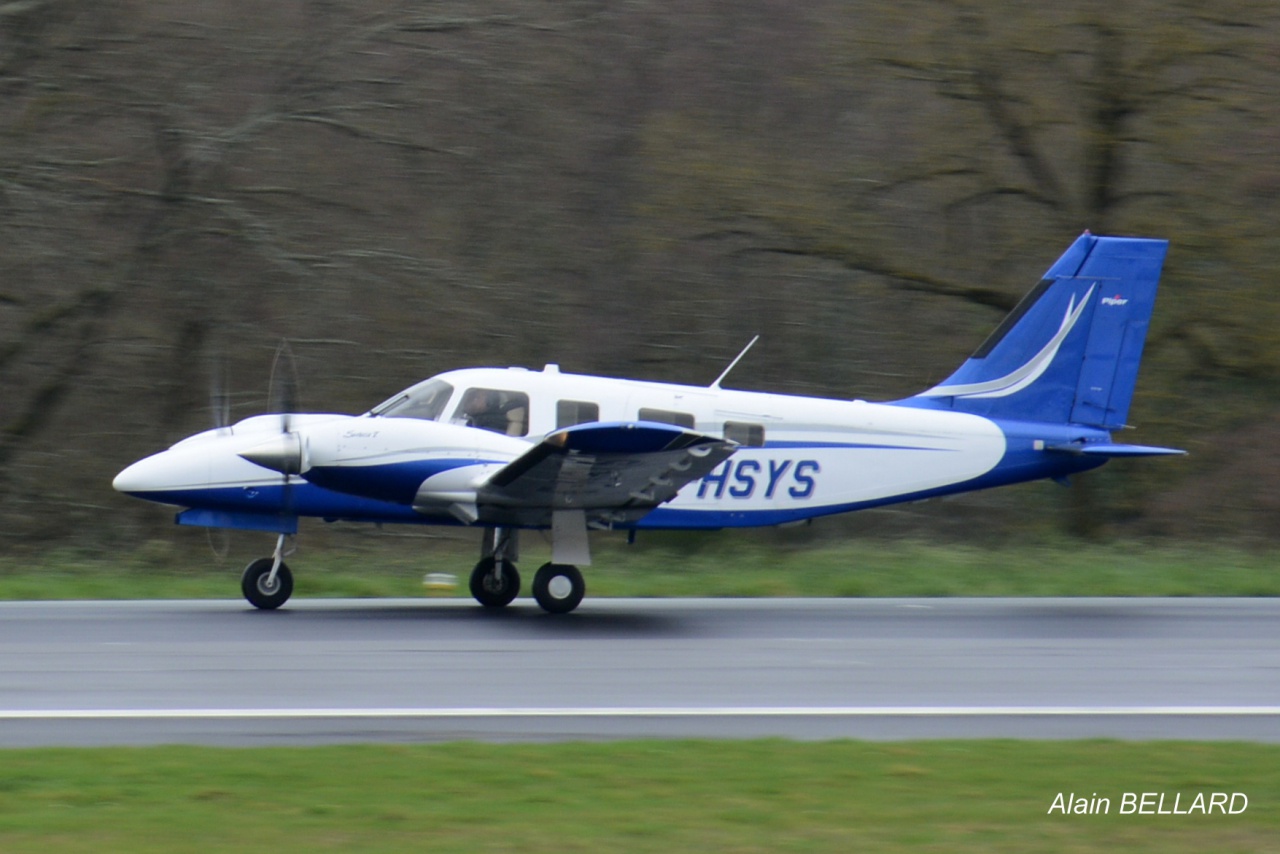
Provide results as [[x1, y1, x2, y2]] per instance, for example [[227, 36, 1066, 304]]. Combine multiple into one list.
[[900, 233, 1168, 429]]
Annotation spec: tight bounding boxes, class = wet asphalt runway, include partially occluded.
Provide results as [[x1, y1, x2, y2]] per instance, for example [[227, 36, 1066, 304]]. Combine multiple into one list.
[[1, 597, 1277, 745]]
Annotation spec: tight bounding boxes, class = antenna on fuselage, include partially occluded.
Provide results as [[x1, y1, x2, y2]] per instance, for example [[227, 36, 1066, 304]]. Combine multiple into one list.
[[710, 334, 760, 390]]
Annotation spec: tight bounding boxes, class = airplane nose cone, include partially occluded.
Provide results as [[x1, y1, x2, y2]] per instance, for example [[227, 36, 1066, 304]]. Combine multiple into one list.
[[113, 458, 145, 493], [113, 446, 216, 498], [113, 454, 171, 494]]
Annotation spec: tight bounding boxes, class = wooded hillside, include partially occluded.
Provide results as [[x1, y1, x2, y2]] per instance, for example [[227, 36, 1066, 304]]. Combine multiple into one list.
[[3, 1, 1278, 549]]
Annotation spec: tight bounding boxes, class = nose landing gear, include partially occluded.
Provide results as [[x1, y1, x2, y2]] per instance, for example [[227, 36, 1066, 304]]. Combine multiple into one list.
[[242, 534, 296, 610]]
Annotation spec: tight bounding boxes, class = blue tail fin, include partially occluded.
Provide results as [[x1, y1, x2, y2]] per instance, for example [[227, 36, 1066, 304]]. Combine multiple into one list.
[[900, 233, 1169, 429]]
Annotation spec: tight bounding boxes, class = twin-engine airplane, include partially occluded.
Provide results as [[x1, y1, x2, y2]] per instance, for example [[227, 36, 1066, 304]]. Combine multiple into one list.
[[115, 233, 1183, 613]]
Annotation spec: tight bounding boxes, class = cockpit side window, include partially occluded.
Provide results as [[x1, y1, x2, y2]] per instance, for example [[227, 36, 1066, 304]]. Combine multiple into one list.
[[373, 379, 454, 421], [452, 388, 529, 436]]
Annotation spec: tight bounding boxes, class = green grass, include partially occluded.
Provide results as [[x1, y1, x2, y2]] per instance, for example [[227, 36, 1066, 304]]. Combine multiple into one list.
[[0, 741, 1275, 852], [1, 536, 1277, 600]]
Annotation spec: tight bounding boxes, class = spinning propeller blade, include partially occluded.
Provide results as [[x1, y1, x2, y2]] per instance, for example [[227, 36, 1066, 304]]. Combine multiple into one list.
[[200, 349, 238, 550], [206, 527, 231, 560], [209, 355, 231, 433], [268, 340, 301, 432], [265, 341, 303, 515]]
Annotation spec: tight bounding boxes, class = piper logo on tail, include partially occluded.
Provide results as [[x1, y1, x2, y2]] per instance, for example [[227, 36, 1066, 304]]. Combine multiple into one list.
[[1101, 294, 1129, 306]]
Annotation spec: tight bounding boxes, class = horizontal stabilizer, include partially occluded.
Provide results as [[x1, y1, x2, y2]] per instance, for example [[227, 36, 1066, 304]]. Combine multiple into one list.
[[1045, 442, 1185, 457]]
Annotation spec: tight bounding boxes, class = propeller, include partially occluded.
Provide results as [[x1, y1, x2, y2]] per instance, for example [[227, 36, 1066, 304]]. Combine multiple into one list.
[[209, 354, 232, 434], [204, 342, 307, 557], [237, 341, 308, 514], [267, 340, 301, 427], [206, 525, 232, 561], [205, 350, 233, 558]]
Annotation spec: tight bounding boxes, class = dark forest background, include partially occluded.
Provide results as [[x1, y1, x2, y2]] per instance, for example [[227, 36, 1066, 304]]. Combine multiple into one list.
[[3, 1, 1278, 553]]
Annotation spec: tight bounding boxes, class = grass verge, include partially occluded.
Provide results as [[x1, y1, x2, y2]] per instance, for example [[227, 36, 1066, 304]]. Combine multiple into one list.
[[1, 537, 1277, 600], [0, 740, 1276, 853]]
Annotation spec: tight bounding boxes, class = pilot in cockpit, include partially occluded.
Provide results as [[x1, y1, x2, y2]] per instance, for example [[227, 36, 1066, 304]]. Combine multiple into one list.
[[456, 388, 527, 436], [458, 389, 503, 431]]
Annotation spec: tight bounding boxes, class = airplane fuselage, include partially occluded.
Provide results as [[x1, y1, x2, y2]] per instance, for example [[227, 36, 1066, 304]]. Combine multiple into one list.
[[115, 363, 1112, 534]]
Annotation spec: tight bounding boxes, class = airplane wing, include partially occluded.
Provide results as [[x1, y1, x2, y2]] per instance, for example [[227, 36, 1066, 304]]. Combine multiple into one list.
[[474, 421, 736, 526]]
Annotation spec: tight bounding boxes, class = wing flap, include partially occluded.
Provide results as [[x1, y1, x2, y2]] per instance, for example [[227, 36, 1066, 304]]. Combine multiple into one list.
[[478, 421, 735, 518]]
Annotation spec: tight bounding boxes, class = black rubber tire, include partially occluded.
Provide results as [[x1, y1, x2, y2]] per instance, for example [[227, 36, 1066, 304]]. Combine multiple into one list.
[[532, 562, 585, 615], [469, 557, 520, 608], [241, 557, 294, 610]]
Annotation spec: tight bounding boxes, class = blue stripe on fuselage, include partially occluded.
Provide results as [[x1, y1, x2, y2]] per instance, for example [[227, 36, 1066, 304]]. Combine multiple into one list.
[[302, 458, 497, 505], [762, 440, 948, 451]]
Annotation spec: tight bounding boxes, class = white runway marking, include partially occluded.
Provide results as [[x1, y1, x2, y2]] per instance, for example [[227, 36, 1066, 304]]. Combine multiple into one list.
[[3, 706, 1279, 720]]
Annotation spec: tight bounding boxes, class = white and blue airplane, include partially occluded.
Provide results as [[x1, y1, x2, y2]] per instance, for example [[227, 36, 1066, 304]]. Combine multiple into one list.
[[114, 232, 1183, 613]]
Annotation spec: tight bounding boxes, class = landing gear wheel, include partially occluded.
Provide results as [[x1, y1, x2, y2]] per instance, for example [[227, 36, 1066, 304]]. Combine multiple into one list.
[[533, 563, 585, 614], [241, 557, 293, 610], [470, 557, 520, 608]]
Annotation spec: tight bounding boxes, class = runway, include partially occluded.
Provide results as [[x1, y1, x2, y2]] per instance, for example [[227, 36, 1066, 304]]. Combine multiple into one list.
[[1, 597, 1277, 746]]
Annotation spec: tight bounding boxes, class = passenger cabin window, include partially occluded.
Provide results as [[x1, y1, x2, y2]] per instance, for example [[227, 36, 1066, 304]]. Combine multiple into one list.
[[638, 407, 695, 429], [557, 400, 600, 428], [724, 421, 765, 447], [453, 388, 529, 436], [373, 379, 453, 421]]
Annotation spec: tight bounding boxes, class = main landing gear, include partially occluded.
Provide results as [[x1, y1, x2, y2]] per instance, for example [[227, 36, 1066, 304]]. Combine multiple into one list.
[[531, 562, 585, 614], [469, 556, 520, 608], [470, 560, 585, 614], [469, 527, 586, 615]]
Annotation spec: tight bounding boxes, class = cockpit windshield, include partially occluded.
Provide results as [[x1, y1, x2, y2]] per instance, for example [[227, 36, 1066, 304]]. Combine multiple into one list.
[[368, 379, 454, 421]]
